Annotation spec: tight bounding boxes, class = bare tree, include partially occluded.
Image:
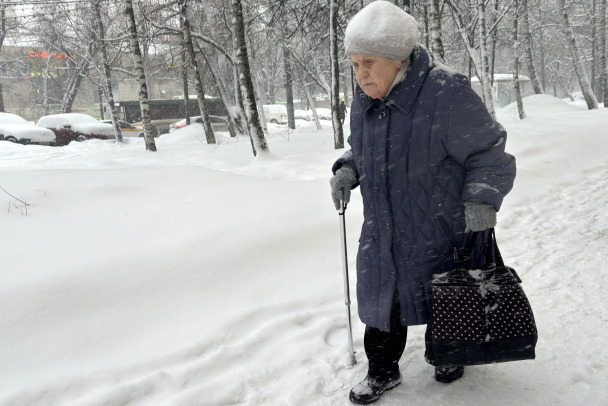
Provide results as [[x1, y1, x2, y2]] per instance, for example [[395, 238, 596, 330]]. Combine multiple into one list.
[[477, 0, 496, 117], [444, 0, 505, 118], [513, 0, 527, 119], [92, 0, 123, 142], [180, 0, 216, 144], [124, 0, 157, 151], [557, 0, 598, 109], [5, 0, 608, 135], [521, 0, 544, 94], [282, 44, 296, 129], [188, 1, 247, 138], [599, 0, 608, 106], [0, 1, 7, 112], [179, 19, 190, 126], [232, 0, 268, 156], [330, 0, 343, 149], [428, 0, 445, 61], [60, 55, 85, 114]]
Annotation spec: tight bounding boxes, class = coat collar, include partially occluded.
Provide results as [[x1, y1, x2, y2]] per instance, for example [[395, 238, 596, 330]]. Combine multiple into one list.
[[354, 45, 435, 115]]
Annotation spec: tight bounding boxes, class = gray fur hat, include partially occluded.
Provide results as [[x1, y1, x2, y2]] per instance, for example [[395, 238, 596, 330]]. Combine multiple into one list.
[[344, 0, 419, 61]]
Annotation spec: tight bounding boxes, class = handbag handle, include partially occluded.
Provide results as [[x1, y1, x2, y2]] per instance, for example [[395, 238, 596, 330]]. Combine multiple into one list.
[[459, 230, 522, 283], [458, 230, 493, 268], [487, 229, 523, 283]]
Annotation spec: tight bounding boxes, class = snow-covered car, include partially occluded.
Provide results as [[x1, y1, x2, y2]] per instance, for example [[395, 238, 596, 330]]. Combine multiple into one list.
[[315, 108, 333, 120], [263, 104, 288, 124], [294, 110, 313, 121], [169, 115, 229, 132], [100, 119, 159, 138], [37, 113, 115, 145], [0, 112, 56, 145]]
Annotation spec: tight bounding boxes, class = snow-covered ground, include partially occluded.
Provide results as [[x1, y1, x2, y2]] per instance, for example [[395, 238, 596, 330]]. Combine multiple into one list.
[[1, 95, 607, 405]]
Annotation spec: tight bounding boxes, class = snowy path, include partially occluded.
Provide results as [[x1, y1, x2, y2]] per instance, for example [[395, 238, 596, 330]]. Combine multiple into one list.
[[1, 97, 607, 405], [7, 154, 607, 406]]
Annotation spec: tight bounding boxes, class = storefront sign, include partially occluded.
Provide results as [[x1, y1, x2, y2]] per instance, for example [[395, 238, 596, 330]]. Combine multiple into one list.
[[29, 51, 66, 59]]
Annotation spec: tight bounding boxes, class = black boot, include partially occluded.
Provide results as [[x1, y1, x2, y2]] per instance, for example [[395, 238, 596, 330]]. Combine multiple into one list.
[[349, 371, 402, 405], [435, 366, 464, 383], [352, 290, 408, 404]]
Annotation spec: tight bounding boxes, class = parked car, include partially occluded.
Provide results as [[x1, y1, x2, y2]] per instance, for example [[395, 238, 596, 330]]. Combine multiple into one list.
[[0, 112, 56, 145], [294, 110, 313, 121], [100, 119, 159, 138], [37, 113, 115, 145], [169, 115, 229, 132], [263, 104, 288, 124], [315, 108, 333, 120]]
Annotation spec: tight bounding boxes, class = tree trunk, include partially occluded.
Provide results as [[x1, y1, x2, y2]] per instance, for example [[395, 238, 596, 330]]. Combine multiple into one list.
[[232, 0, 268, 156], [446, 0, 494, 116], [0, 4, 5, 112], [304, 82, 322, 130], [199, 45, 242, 137], [330, 0, 344, 149], [429, 0, 445, 61], [538, 22, 547, 91], [181, 51, 190, 125], [180, 0, 216, 144], [61, 57, 83, 114], [232, 63, 249, 138], [592, 0, 598, 96], [489, 0, 499, 84], [179, 18, 190, 126], [43, 53, 51, 115], [599, 0, 608, 107], [93, 0, 123, 143], [521, 0, 543, 94], [513, 0, 527, 119], [477, 0, 496, 118], [124, 0, 157, 151], [557, 0, 598, 110], [342, 61, 350, 107], [283, 45, 296, 129], [193, 7, 245, 138]]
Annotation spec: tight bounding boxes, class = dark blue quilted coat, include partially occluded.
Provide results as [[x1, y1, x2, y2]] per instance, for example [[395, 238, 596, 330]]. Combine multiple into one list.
[[333, 46, 516, 331]]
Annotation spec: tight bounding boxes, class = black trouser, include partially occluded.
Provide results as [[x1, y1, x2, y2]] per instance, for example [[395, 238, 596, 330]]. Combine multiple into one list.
[[364, 289, 408, 380]]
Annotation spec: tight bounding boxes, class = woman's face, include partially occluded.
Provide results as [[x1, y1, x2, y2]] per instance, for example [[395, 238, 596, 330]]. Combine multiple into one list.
[[350, 53, 403, 99]]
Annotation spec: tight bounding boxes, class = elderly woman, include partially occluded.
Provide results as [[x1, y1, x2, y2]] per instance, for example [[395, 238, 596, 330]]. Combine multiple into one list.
[[329, 1, 516, 404]]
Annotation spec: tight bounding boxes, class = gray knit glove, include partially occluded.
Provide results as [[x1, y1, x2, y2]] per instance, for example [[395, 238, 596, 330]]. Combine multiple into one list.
[[330, 165, 357, 210], [464, 199, 497, 232]]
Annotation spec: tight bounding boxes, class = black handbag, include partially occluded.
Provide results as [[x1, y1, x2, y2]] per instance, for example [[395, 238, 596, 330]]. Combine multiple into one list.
[[424, 229, 538, 366]]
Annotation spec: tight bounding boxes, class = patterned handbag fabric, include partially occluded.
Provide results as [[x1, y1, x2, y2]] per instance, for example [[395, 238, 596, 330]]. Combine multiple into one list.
[[425, 230, 538, 366]]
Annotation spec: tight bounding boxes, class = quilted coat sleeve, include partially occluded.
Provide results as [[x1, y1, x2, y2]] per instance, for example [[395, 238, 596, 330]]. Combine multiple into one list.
[[445, 81, 516, 210]]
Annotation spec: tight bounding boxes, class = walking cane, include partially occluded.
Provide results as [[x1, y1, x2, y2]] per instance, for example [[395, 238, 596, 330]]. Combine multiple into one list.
[[339, 190, 357, 366]]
